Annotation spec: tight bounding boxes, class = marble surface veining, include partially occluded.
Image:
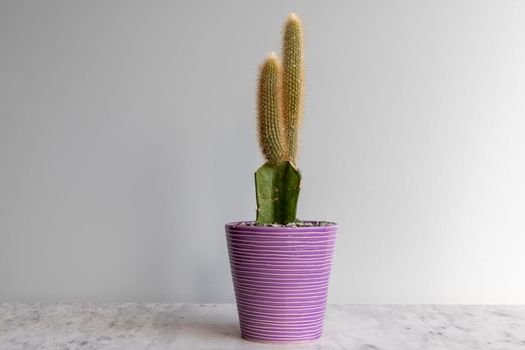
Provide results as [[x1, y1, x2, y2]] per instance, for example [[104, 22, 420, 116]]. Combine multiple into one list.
[[0, 303, 524, 350]]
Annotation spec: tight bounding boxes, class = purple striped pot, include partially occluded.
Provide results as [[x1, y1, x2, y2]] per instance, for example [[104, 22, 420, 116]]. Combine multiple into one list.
[[225, 221, 338, 343]]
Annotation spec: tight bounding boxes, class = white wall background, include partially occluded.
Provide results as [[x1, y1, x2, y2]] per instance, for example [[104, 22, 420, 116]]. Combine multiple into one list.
[[1, 0, 525, 304]]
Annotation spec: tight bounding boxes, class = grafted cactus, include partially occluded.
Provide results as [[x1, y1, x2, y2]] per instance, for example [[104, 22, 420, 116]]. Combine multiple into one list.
[[255, 13, 305, 225]]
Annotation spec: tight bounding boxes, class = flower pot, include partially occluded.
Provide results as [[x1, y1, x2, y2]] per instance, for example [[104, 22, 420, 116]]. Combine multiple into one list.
[[225, 221, 338, 343]]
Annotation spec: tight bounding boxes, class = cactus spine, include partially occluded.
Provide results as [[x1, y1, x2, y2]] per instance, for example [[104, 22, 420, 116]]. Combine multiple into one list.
[[257, 53, 286, 164], [282, 13, 304, 164], [255, 13, 305, 225]]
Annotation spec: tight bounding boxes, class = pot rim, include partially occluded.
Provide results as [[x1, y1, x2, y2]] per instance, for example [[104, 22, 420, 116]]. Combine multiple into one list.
[[226, 221, 338, 232]]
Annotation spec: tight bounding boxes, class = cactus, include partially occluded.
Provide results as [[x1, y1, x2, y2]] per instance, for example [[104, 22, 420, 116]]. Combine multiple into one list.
[[257, 53, 286, 164], [255, 161, 301, 224], [255, 13, 305, 225], [282, 13, 304, 164]]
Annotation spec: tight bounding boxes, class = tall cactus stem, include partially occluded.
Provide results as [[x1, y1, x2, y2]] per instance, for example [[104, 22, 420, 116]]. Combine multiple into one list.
[[257, 52, 286, 164], [282, 13, 304, 164]]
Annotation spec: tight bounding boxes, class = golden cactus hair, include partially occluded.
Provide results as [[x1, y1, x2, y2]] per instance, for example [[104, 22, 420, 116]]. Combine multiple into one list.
[[282, 12, 304, 164], [257, 52, 286, 164]]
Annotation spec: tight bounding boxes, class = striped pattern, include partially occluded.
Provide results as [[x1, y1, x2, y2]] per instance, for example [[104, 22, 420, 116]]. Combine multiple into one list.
[[225, 222, 338, 343]]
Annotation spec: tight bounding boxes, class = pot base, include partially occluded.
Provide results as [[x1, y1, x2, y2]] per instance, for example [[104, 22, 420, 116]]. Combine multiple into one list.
[[242, 335, 320, 344]]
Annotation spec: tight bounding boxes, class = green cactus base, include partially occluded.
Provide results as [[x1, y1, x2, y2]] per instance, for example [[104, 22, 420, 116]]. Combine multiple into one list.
[[255, 161, 301, 225]]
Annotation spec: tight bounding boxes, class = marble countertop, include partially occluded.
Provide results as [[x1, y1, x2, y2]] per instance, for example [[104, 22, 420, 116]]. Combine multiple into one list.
[[1, 303, 524, 350]]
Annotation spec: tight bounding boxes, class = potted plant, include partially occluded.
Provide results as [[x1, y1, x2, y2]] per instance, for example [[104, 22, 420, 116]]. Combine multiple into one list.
[[225, 13, 338, 343]]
